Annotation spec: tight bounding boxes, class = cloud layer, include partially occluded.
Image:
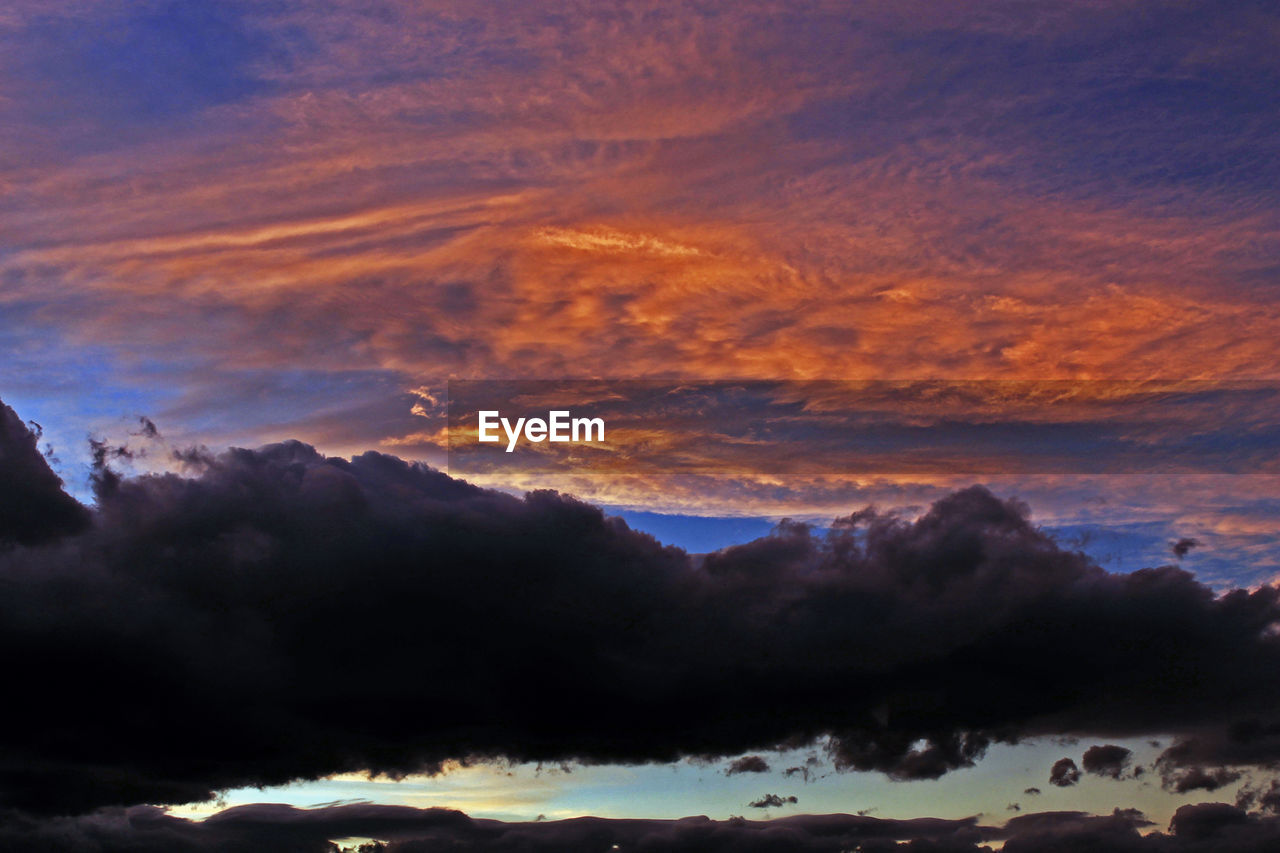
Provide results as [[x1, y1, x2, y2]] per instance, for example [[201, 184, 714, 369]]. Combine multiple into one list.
[[6, 801, 1280, 853], [2, 0, 1279, 463], [2, 401, 1279, 818]]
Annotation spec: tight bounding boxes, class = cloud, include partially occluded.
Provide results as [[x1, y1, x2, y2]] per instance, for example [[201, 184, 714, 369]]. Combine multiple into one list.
[[783, 756, 824, 784], [136, 417, 161, 439], [0, 399, 90, 545], [6, 801, 1280, 853], [726, 755, 772, 775], [1173, 538, 1203, 559], [1050, 759, 1082, 788], [1082, 745, 1133, 780], [1165, 802, 1250, 842], [4, 398, 1280, 815], [1237, 779, 1280, 815], [1162, 766, 1243, 795], [748, 793, 798, 809], [0, 804, 992, 853], [4, 0, 1280, 469], [1154, 724, 1280, 793]]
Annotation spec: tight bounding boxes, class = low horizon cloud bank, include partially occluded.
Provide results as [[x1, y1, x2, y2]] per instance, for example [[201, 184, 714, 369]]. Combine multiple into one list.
[[5, 801, 1280, 853], [3, 398, 1280, 824]]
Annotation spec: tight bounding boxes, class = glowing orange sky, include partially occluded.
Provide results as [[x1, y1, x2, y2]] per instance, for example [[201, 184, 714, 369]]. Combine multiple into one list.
[[5, 2, 1278, 401], [2, 0, 1278, 541]]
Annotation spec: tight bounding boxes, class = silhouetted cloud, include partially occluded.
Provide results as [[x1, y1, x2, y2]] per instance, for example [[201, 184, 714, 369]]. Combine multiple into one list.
[[1082, 745, 1133, 780], [0, 400, 89, 546], [748, 793, 798, 809], [726, 756, 772, 775], [1159, 722, 1280, 770], [4, 399, 1280, 817], [1162, 765, 1243, 795], [1050, 759, 1082, 788], [0, 804, 993, 853], [1173, 538, 1202, 559], [4, 801, 1280, 852], [1237, 779, 1280, 815]]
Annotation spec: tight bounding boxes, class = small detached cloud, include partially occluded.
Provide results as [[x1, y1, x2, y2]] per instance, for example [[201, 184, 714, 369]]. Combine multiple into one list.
[[1172, 538, 1203, 559], [725, 755, 772, 775], [1050, 758, 1083, 788], [747, 793, 798, 809], [1082, 744, 1134, 780]]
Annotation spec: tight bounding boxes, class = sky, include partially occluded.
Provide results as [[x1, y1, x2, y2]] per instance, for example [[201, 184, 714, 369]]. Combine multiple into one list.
[[2, 1, 1280, 851]]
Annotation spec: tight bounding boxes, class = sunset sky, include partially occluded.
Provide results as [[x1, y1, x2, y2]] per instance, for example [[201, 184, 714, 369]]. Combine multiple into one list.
[[2, 1, 1280, 850]]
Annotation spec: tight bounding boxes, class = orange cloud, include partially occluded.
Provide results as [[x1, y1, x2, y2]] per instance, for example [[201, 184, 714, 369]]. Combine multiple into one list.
[[3, 0, 1279, 528]]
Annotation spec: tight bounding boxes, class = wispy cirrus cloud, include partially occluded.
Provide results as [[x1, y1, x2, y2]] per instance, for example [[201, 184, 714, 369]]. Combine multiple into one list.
[[3, 0, 1278, 435]]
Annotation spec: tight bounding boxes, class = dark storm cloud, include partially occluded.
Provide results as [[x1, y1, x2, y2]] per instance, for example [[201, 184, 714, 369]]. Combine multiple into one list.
[[1050, 759, 1082, 788], [1083, 745, 1134, 780], [0, 400, 89, 545], [5, 398, 1280, 816]]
